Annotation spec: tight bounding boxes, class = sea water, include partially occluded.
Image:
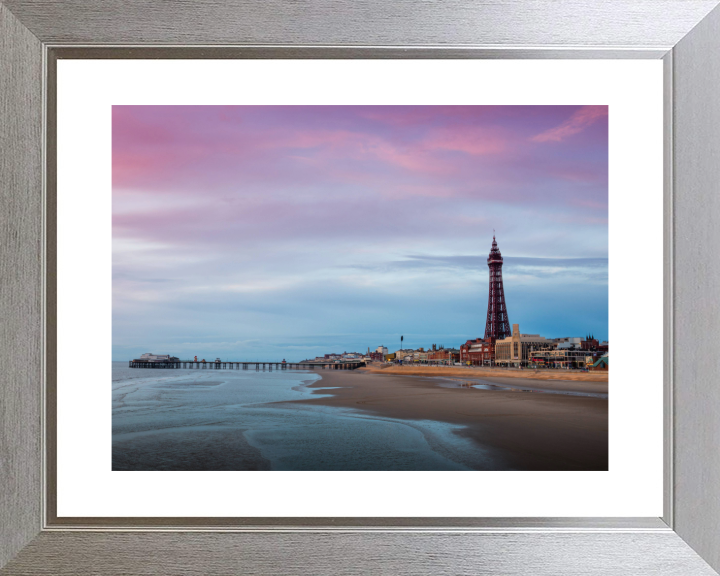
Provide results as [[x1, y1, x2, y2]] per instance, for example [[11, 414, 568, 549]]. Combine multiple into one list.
[[112, 362, 501, 471]]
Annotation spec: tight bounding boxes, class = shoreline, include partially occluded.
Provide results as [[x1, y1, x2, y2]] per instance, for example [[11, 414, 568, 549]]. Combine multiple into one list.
[[360, 363, 608, 382], [292, 369, 608, 471]]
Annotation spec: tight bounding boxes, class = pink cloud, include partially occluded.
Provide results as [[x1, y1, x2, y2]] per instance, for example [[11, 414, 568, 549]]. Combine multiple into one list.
[[422, 126, 506, 156], [530, 106, 608, 143], [112, 105, 607, 226], [264, 128, 453, 175], [356, 105, 502, 128]]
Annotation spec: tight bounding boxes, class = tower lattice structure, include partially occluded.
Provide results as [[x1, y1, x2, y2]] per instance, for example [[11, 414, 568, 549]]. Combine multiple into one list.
[[484, 235, 511, 340]]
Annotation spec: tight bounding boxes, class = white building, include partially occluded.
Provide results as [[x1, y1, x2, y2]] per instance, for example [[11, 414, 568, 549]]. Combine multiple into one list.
[[395, 349, 415, 361], [137, 353, 179, 363], [553, 337, 584, 350]]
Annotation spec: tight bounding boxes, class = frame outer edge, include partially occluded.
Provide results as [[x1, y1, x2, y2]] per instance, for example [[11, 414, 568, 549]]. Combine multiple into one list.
[[0, 2, 43, 570], [672, 3, 720, 573], [2, 0, 719, 574], [1, 0, 719, 47], [1, 531, 719, 576]]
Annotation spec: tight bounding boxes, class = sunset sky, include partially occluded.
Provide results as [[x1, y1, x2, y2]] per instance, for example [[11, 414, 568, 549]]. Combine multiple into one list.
[[112, 105, 608, 361]]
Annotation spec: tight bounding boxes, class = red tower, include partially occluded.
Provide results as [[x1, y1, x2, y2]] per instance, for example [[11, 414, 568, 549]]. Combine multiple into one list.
[[484, 235, 511, 340]]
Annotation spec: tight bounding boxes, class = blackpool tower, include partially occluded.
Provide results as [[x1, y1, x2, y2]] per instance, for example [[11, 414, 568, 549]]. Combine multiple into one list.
[[484, 235, 511, 340]]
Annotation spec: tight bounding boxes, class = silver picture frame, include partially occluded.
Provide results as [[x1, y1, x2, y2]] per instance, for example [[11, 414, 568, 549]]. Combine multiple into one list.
[[2, 1, 720, 573]]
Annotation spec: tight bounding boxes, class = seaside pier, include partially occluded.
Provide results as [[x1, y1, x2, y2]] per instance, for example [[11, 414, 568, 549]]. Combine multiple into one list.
[[128, 360, 365, 371]]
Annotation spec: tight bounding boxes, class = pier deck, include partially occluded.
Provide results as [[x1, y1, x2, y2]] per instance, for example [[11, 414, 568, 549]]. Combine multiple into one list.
[[128, 360, 365, 371]]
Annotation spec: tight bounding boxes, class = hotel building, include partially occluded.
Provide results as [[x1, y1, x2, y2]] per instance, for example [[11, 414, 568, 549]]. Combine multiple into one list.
[[494, 324, 554, 367], [460, 338, 495, 366]]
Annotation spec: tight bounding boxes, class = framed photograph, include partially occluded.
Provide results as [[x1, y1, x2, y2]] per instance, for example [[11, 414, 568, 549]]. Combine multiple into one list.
[[2, 1, 720, 574]]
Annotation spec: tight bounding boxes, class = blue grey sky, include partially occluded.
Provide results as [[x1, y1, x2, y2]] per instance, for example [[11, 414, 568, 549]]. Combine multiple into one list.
[[113, 105, 608, 361]]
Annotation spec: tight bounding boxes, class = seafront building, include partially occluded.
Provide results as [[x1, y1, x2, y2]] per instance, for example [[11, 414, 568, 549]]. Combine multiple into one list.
[[385, 345, 461, 365], [305, 352, 366, 362], [310, 331, 608, 369], [590, 354, 609, 371], [394, 349, 415, 361], [459, 338, 495, 366], [361, 346, 388, 362], [553, 337, 584, 349], [580, 335, 609, 353], [494, 324, 555, 367], [427, 347, 460, 364], [529, 348, 595, 369]]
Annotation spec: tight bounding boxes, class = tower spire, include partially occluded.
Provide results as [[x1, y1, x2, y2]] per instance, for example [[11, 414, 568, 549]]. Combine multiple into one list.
[[484, 234, 511, 340]]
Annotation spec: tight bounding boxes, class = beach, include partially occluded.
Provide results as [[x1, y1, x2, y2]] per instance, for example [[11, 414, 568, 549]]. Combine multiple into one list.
[[112, 362, 608, 471], [291, 367, 608, 471]]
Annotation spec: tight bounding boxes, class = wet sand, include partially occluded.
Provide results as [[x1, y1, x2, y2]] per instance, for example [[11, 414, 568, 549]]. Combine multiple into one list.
[[363, 364, 608, 382], [293, 369, 608, 470]]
